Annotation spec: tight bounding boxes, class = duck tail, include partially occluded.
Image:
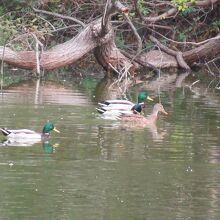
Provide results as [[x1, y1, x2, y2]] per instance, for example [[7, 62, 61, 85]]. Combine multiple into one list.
[[96, 107, 106, 114], [97, 102, 108, 107], [0, 128, 11, 136]]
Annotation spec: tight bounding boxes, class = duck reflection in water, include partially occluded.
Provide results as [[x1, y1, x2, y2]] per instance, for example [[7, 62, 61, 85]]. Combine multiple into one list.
[[1, 138, 41, 147], [1, 139, 59, 154], [42, 141, 59, 154]]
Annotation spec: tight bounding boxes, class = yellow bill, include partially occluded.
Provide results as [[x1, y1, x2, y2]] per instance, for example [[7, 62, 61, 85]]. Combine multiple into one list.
[[161, 108, 168, 115], [53, 127, 60, 133], [147, 96, 154, 101]]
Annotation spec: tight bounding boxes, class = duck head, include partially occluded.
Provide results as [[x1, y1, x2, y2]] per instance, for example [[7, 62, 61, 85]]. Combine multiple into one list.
[[132, 102, 145, 114], [138, 91, 153, 103], [153, 103, 168, 115], [42, 121, 60, 134]]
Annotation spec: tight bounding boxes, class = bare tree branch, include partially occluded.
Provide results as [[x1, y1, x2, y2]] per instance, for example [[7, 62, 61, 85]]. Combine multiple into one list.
[[148, 28, 220, 46], [139, 0, 219, 23], [124, 14, 142, 55], [150, 36, 191, 71], [32, 7, 86, 28]]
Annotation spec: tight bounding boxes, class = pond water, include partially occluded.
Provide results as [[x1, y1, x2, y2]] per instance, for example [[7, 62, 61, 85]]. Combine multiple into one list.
[[0, 72, 220, 220]]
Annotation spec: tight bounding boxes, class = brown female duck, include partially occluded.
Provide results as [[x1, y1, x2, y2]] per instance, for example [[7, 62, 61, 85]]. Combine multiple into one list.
[[120, 103, 168, 127]]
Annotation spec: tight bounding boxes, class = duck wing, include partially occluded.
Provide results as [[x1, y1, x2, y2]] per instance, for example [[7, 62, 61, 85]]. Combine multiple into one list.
[[101, 104, 133, 111], [0, 128, 41, 140], [7, 129, 37, 134], [120, 114, 144, 121], [0, 128, 11, 136], [97, 101, 134, 113], [0, 128, 37, 136], [101, 100, 133, 105]]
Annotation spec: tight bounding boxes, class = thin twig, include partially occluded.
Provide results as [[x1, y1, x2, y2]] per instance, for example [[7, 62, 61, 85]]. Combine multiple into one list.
[[102, 0, 111, 27], [124, 14, 142, 56], [190, 80, 200, 88], [31, 33, 44, 76], [32, 7, 86, 28], [35, 14, 56, 31], [148, 28, 220, 46], [0, 38, 8, 92]]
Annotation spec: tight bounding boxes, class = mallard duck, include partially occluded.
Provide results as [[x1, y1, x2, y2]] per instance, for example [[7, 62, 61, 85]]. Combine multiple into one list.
[[0, 121, 60, 141], [120, 103, 168, 127], [96, 91, 153, 115]]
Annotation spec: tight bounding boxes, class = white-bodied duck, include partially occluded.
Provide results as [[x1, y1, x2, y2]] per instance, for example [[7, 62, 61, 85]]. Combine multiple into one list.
[[96, 91, 153, 116], [0, 121, 60, 141]]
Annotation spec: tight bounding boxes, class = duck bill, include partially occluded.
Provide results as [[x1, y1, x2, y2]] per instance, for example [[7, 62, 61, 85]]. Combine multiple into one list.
[[53, 127, 60, 133], [53, 143, 60, 148], [147, 96, 154, 101], [162, 109, 168, 115]]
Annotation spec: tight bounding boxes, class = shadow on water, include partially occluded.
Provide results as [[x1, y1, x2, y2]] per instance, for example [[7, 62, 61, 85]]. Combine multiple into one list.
[[0, 78, 92, 106]]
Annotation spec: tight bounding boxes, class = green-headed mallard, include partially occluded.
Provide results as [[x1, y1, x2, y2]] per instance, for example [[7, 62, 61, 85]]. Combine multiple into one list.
[[0, 121, 60, 141], [120, 103, 168, 127], [96, 91, 153, 116]]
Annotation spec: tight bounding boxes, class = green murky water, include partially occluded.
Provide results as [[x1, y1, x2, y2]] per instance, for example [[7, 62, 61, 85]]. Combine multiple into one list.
[[0, 72, 220, 220]]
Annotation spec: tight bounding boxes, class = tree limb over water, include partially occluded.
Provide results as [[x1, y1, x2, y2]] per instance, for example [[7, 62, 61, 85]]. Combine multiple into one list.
[[0, 0, 219, 77]]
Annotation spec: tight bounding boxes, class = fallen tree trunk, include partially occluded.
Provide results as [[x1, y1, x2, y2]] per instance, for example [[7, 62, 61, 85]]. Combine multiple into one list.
[[0, 24, 97, 70], [137, 34, 220, 70], [0, 1, 219, 76], [93, 1, 136, 76], [0, 1, 135, 76], [183, 36, 220, 64]]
